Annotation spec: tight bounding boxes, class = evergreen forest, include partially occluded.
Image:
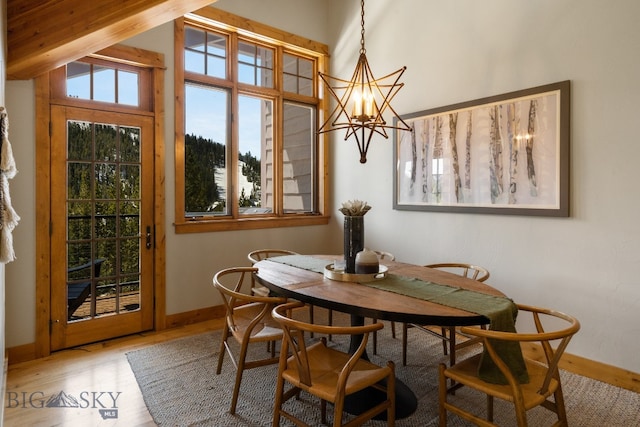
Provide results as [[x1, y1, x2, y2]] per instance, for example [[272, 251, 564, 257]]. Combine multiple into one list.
[[66, 121, 142, 306], [185, 133, 261, 213]]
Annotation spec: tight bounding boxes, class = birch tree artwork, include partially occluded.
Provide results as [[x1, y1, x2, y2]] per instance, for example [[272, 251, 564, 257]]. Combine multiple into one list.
[[449, 113, 463, 203], [526, 99, 538, 196], [409, 123, 417, 192], [421, 118, 430, 202], [432, 116, 444, 203], [506, 103, 519, 204], [489, 105, 504, 203], [464, 111, 472, 190], [395, 82, 566, 214]]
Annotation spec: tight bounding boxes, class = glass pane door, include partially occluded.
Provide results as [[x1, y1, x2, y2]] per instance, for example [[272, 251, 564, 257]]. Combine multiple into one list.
[[66, 121, 142, 321], [51, 106, 153, 350]]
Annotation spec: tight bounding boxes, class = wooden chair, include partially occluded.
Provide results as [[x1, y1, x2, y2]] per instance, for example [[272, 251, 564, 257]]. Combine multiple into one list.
[[371, 251, 397, 355], [402, 263, 490, 366], [212, 266, 287, 414], [271, 301, 396, 427], [439, 304, 580, 426], [247, 248, 323, 339], [247, 249, 298, 297]]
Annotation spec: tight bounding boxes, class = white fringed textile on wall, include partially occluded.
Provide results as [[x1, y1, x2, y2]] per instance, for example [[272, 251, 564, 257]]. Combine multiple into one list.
[[0, 106, 20, 263]]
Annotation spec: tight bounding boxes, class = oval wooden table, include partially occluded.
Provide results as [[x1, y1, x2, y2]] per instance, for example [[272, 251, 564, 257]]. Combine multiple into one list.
[[254, 255, 507, 420]]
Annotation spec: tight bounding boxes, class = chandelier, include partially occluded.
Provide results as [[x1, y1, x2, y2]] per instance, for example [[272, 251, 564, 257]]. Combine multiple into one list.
[[318, 0, 411, 163]]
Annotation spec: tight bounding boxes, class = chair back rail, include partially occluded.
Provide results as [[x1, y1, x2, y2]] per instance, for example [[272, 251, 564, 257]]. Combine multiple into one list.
[[440, 303, 580, 426], [271, 301, 394, 426], [273, 302, 384, 387], [214, 267, 287, 333], [425, 262, 490, 282], [212, 266, 287, 414], [247, 249, 299, 297], [247, 249, 298, 264], [374, 251, 396, 261], [461, 305, 579, 391]]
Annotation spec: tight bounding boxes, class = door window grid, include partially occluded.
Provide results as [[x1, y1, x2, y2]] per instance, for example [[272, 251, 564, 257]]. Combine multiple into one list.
[[66, 120, 142, 321]]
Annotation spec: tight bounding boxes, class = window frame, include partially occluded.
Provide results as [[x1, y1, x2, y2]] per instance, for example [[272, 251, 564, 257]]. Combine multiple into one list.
[[50, 56, 153, 114], [174, 10, 330, 233]]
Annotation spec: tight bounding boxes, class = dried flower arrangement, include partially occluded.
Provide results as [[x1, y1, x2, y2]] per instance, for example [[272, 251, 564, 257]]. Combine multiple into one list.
[[339, 199, 371, 216]]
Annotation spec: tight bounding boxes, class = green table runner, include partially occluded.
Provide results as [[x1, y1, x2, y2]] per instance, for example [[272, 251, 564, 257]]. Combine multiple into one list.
[[267, 254, 329, 273], [364, 274, 528, 384], [266, 255, 528, 384]]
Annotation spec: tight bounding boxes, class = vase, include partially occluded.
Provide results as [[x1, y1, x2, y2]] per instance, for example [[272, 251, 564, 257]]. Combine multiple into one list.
[[343, 215, 364, 274], [355, 248, 379, 274]]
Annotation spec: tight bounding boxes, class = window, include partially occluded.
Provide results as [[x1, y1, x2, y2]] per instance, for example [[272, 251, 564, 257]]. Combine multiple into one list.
[[175, 12, 329, 232], [66, 61, 140, 106]]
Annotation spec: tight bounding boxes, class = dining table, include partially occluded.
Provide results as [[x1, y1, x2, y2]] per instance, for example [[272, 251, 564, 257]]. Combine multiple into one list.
[[253, 254, 525, 420]]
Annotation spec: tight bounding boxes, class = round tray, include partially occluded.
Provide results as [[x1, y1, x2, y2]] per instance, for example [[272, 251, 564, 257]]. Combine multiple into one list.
[[324, 264, 388, 282]]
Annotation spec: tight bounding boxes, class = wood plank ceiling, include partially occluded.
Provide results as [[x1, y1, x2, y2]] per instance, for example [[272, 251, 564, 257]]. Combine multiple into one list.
[[7, 0, 219, 80]]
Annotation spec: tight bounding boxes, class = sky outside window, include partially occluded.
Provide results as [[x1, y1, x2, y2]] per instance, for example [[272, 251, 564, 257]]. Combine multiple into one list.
[[66, 62, 139, 107], [185, 83, 228, 147], [182, 27, 264, 158]]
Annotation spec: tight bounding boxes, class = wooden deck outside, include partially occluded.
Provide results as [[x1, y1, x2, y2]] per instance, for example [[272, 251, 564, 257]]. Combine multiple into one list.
[[69, 292, 141, 320]]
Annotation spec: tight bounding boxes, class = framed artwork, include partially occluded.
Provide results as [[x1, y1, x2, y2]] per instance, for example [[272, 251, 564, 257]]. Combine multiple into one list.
[[393, 81, 570, 216]]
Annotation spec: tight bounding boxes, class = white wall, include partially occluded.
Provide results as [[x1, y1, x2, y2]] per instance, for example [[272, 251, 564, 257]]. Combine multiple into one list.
[[4, 80, 35, 349], [326, 0, 640, 373], [4, 0, 640, 375], [213, 0, 328, 43]]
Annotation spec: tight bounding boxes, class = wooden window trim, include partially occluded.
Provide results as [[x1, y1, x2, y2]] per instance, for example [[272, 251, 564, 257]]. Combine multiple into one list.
[[174, 11, 330, 233], [49, 47, 160, 117]]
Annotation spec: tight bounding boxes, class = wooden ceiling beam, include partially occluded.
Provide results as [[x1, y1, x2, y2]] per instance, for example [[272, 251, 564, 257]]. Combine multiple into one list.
[[7, 0, 218, 80]]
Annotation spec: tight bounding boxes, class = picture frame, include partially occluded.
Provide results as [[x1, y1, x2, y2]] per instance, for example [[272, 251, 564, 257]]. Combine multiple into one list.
[[393, 80, 570, 216]]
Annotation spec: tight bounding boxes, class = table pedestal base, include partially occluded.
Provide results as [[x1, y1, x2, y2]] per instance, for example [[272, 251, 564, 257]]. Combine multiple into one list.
[[344, 314, 418, 420], [344, 378, 418, 420]]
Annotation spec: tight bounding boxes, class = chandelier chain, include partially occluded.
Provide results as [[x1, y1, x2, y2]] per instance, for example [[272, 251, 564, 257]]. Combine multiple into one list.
[[360, 0, 366, 54]]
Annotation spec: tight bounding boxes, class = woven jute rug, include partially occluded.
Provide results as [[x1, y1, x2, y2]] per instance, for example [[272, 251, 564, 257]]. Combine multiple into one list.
[[127, 311, 640, 426]]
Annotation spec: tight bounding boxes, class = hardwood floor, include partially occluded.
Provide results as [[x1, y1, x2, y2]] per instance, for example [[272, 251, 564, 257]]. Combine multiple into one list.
[[4, 319, 224, 427], [5, 315, 640, 426]]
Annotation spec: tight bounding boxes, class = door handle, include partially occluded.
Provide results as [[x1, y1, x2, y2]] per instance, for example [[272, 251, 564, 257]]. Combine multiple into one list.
[[146, 226, 152, 249]]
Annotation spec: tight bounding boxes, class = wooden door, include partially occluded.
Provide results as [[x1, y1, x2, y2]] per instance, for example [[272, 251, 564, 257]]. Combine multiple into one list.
[[50, 105, 154, 350]]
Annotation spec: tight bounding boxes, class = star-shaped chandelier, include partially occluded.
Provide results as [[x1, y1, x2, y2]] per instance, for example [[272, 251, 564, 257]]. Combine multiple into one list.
[[318, 0, 411, 163]]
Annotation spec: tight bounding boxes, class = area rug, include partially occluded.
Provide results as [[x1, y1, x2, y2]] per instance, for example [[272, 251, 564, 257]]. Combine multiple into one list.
[[127, 313, 640, 426]]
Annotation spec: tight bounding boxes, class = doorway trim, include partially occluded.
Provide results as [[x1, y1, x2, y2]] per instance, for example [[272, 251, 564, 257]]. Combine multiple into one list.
[[35, 44, 166, 358]]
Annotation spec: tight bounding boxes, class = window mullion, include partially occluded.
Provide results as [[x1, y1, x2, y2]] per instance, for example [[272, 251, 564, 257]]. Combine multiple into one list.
[[184, 72, 234, 90], [229, 33, 240, 218], [273, 46, 284, 216], [229, 89, 240, 219], [273, 95, 284, 216]]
